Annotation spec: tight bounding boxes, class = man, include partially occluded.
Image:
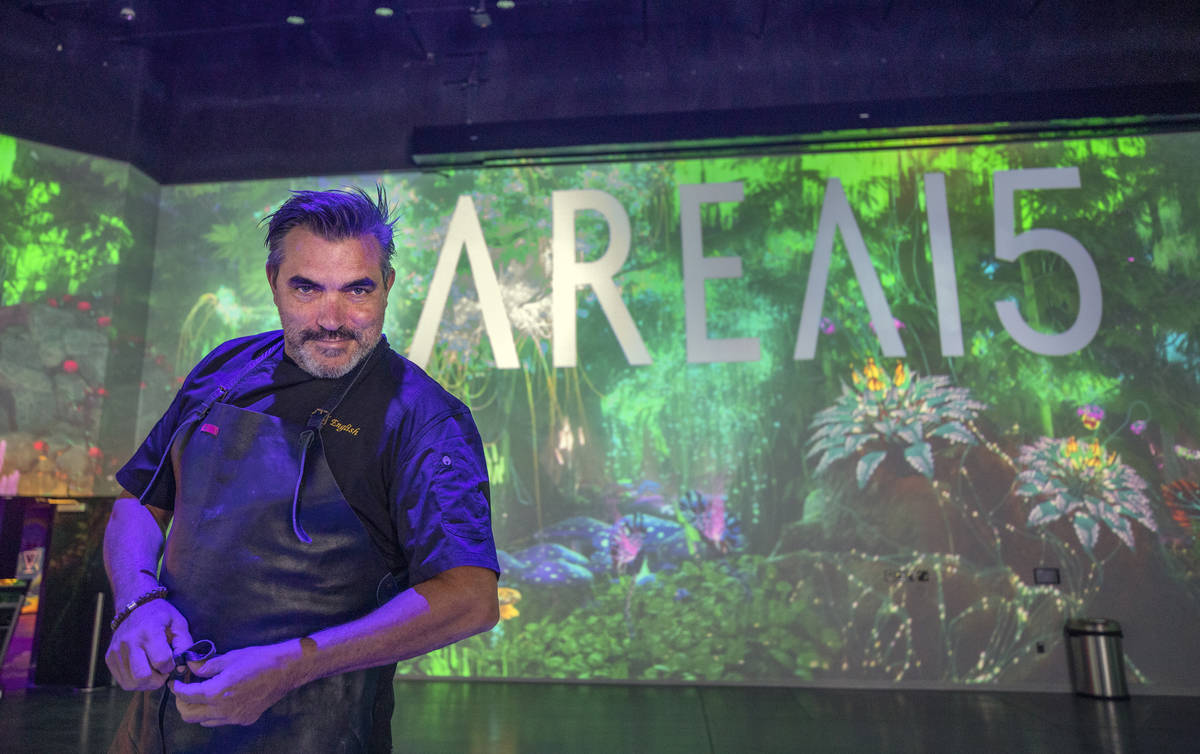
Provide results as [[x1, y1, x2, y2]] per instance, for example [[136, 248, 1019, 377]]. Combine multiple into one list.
[[104, 187, 500, 752]]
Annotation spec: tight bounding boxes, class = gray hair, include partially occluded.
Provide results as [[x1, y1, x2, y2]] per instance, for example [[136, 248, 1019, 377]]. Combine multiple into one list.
[[262, 185, 396, 276]]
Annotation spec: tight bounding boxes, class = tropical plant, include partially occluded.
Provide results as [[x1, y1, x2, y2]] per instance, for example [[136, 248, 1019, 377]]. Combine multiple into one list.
[[1015, 436, 1156, 552], [807, 359, 988, 489]]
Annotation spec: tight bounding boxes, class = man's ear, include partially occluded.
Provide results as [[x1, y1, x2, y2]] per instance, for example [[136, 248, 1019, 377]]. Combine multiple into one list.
[[384, 267, 396, 293], [266, 263, 279, 291]]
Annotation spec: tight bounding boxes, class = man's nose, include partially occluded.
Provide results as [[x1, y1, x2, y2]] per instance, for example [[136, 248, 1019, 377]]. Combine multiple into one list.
[[315, 294, 346, 331]]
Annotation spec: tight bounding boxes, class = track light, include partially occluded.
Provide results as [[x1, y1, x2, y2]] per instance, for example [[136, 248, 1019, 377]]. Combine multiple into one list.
[[471, 2, 491, 28]]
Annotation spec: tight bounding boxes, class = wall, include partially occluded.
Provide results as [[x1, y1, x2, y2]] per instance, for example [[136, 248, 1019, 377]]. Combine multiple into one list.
[[2, 129, 1199, 693], [0, 134, 157, 495]]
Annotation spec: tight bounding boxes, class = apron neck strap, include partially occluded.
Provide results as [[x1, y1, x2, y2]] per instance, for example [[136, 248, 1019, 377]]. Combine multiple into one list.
[[197, 338, 285, 418], [292, 339, 384, 544]]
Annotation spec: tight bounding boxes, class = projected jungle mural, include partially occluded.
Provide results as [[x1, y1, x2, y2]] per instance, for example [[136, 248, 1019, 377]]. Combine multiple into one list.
[[2, 130, 1199, 690]]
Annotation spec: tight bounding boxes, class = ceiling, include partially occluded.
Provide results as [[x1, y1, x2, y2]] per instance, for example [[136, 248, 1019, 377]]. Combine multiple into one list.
[[1, 0, 1198, 182]]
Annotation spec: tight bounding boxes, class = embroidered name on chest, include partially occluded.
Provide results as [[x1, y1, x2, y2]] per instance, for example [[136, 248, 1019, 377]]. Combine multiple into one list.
[[328, 417, 361, 436]]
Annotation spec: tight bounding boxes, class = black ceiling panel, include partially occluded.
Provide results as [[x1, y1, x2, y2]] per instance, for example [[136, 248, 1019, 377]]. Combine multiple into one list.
[[1, 0, 1197, 182]]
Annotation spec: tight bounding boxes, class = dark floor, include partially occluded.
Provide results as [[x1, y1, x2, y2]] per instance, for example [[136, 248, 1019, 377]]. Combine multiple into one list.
[[0, 681, 1197, 753]]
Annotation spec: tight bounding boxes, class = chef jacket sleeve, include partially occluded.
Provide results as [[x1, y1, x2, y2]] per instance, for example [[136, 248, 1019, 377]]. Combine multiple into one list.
[[394, 409, 500, 586], [114, 381, 191, 511]]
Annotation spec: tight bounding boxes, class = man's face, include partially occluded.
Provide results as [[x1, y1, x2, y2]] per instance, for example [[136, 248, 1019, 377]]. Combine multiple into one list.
[[268, 227, 395, 378]]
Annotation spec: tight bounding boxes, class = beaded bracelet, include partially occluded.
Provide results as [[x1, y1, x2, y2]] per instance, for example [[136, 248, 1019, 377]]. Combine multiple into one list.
[[110, 586, 169, 632]]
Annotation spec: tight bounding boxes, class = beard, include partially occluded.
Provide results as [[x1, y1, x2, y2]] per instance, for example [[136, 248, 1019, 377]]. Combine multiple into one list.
[[282, 323, 381, 379]]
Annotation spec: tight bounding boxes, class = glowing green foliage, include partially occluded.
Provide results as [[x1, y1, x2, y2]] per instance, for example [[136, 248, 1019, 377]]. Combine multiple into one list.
[[0, 140, 133, 304], [398, 556, 839, 682], [0, 134, 15, 182]]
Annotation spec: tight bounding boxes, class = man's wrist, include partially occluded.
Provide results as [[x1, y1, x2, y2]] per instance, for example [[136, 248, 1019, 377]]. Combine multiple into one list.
[[114, 568, 163, 607], [265, 637, 319, 693], [111, 585, 169, 631]]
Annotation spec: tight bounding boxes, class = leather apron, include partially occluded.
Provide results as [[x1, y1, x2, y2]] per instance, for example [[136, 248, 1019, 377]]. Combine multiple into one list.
[[112, 341, 396, 754]]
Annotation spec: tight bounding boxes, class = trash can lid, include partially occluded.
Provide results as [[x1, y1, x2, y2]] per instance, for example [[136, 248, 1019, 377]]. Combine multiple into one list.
[[1066, 617, 1122, 633]]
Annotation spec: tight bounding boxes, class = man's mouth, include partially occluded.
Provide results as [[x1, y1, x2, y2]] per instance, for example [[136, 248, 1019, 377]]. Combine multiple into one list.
[[304, 329, 357, 344]]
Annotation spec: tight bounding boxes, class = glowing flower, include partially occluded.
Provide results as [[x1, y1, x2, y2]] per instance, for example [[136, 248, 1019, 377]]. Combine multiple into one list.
[[1017, 436, 1155, 552], [819, 317, 836, 335], [1175, 445, 1200, 461], [1130, 420, 1146, 436], [867, 318, 906, 332], [808, 362, 985, 489], [1077, 404, 1104, 431], [1162, 480, 1198, 532], [863, 357, 882, 380], [609, 517, 645, 573], [62, 359, 79, 374], [497, 587, 522, 620], [679, 490, 744, 554]]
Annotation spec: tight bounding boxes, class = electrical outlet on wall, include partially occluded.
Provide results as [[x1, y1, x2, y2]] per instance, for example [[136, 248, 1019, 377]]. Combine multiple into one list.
[[1033, 567, 1060, 585]]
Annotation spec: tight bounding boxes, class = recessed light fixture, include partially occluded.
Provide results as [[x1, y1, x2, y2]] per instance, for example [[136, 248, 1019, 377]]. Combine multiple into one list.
[[375, 7, 394, 17], [286, 15, 306, 25], [470, 2, 491, 27], [119, 7, 135, 21], [496, 0, 515, 8]]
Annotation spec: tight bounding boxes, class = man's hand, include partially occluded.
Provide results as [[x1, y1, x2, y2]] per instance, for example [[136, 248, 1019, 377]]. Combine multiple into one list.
[[171, 642, 302, 727], [105, 598, 193, 691]]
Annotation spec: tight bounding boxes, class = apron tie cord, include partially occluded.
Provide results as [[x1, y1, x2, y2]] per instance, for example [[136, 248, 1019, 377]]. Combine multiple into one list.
[[292, 430, 316, 543], [158, 640, 216, 754]]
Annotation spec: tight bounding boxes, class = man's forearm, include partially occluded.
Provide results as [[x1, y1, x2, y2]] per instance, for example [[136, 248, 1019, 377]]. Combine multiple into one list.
[[284, 565, 499, 687], [104, 496, 195, 691], [104, 496, 168, 602]]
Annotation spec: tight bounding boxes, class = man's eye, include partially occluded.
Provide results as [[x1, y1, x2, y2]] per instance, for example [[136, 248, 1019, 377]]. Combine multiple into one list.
[[350, 287, 370, 296], [295, 285, 315, 294]]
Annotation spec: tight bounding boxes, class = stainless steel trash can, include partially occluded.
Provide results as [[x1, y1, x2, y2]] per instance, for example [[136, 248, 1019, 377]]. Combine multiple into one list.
[[1064, 617, 1129, 700]]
